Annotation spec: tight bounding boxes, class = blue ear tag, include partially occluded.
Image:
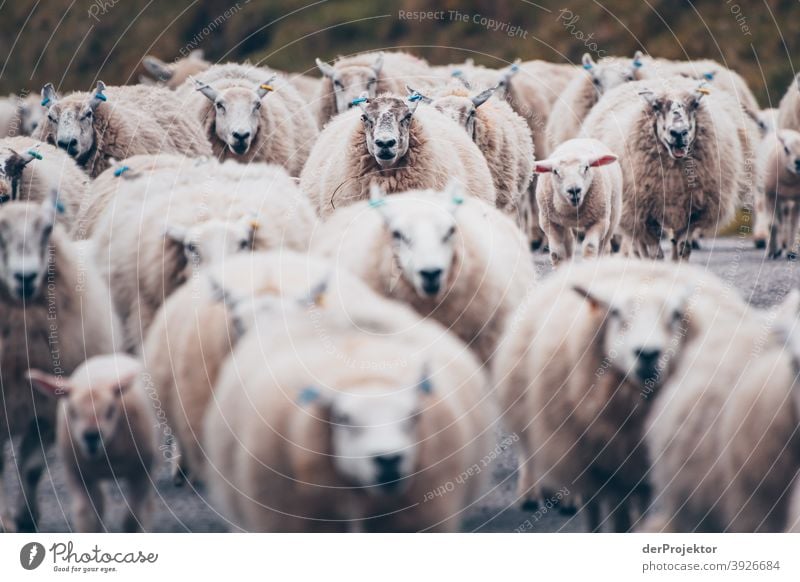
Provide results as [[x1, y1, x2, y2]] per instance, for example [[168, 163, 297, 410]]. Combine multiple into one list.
[[297, 386, 320, 405], [703, 72, 715, 81], [113, 165, 130, 177], [452, 194, 465, 205], [55, 200, 65, 215], [408, 92, 423, 103], [41, 97, 50, 107], [95, 92, 107, 101], [418, 376, 433, 395], [26, 150, 42, 160], [510, 63, 519, 73], [583, 63, 593, 71], [451, 69, 463, 78], [368, 197, 386, 209], [350, 96, 368, 106]]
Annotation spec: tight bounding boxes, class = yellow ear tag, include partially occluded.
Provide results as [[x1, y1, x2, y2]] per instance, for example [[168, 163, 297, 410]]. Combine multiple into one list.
[[249, 219, 260, 231], [259, 84, 274, 92], [697, 87, 711, 95]]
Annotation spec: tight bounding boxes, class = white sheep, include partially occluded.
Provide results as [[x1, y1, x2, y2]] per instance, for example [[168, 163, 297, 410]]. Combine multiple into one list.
[[14, 93, 47, 136], [757, 129, 800, 259], [204, 281, 497, 532], [752, 108, 781, 248], [409, 83, 534, 215], [314, 51, 432, 126], [183, 63, 317, 175], [0, 192, 122, 532], [0, 136, 89, 228], [141, 49, 211, 89], [27, 354, 157, 532], [311, 183, 535, 366], [534, 138, 622, 265], [643, 289, 800, 532], [300, 94, 496, 218], [94, 160, 316, 351], [582, 77, 757, 260], [493, 257, 751, 531], [34, 81, 211, 177]]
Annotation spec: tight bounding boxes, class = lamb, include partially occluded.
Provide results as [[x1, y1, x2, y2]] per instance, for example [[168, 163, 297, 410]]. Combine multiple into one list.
[[409, 83, 534, 215], [300, 94, 496, 218], [643, 289, 800, 532], [94, 160, 316, 351], [581, 77, 756, 260], [183, 63, 317, 175], [493, 258, 752, 532], [757, 129, 800, 259], [310, 183, 535, 366], [0, 136, 89, 228], [141, 49, 211, 89], [0, 192, 122, 532], [314, 51, 432, 126], [545, 52, 646, 152], [27, 354, 157, 532], [34, 81, 211, 177], [204, 281, 497, 532], [533, 138, 622, 265], [752, 108, 781, 248]]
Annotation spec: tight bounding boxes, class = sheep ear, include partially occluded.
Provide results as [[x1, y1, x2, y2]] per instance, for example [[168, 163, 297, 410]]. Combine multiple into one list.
[[188, 49, 205, 61], [691, 84, 710, 108], [88, 81, 107, 111], [588, 154, 618, 168], [533, 159, 554, 173], [371, 52, 384, 75], [41, 83, 58, 107], [406, 85, 432, 104], [454, 74, 472, 90], [112, 359, 142, 396], [257, 75, 277, 99], [498, 59, 520, 87], [142, 56, 174, 81], [164, 224, 188, 244], [471, 86, 496, 108], [443, 180, 465, 214], [572, 285, 616, 314], [632, 50, 644, 69], [194, 79, 219, 102], [639, 90, 661, 111], [4, 147, 39, 179], [582, 53, 595, 70], [315, 58, 336, 79], [354, 91, 370, 112], [27, 369, 71, 398], [40, 190, 59, 225]]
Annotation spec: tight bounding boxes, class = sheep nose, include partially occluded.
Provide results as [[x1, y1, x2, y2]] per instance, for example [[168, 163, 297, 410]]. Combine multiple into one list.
[[14, 271, 38, 298], [794, 159, 800, 171], [669, 128, 689, 140], [82, 430, 102, 455], [419, 268, 443, 295], [375, 137, 397, 149], [374, 454, 403, 491], [57, 138, 78, 153], [566, 186, 582, 204], [232, 131, 250, 142], [635, 348, 661, 363], [374, 454, 402, 470]]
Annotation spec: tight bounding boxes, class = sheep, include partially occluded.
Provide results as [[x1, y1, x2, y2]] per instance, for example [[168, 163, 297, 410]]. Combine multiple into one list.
[[518, 60, 582, 108], [581, 77, 756, 260], [141, 49, 210, 89], [300, 94, 496, 218], [183, 63, 317, 175], [409, 83, 534, 216], [0, 95, 18, 137], [27, 354, 157, 532], [311, 182, 535, 366], [0, 136, 89, 228], [94, 160, 316, 351], [34, 81, 211, 177], [533, 138, 622, 265], [643, 289, 800, 532], [204, 282, 497, 532], [545, 52, 646, 152], [0, 192, 122, 532], [752, 109, 784, 249], [493, 258, 752, 532], [15, 93, 47, 136], [757, 129, 800, 259], [314, 51, 432, 126]]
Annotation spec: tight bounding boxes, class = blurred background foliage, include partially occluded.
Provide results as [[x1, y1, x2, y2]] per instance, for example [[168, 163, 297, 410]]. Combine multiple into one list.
[[0, 0, 796, 106]]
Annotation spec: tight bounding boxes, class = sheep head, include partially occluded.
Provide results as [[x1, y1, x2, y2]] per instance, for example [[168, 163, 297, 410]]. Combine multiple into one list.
[[776, 130, 800, 176], [0, 145, 42, 203], [370, 182, 462, 299], [142, 55, 174, 82], [40, 81, 107, 162], [165, 216, 258, 272], [582, 51, 643, 95], [27, 354, 142, 460], [534, 148, 618, 208], [410, 84, 497, 141], [639, 83, 707, 160], [17, 94, 46, 135], [0, 191, 59, 302], [358, 94, 418, 168], [317, 52, 384, 114], [194, 75, 276, 156], [571, 282, 693, 391]]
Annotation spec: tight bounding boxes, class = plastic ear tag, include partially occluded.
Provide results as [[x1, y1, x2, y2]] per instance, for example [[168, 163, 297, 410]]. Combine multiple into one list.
[[260, 84, 274, 92], [297, 386, 320, 405], [113, 165, 130, 177], [350, 96, 368, 106], [27, 150, 43, 160]]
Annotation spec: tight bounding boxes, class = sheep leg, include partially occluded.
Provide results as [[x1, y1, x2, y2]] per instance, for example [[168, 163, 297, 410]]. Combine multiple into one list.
[[68, 469, 105, 533], [14, 420, 54, 532], [768, 199, 781, 259], [584, 498, 602, 532], [581, 223, 605, 259], [545, 224, 571, 266], [786, 203, 800, 260], [0, 445, 16, 533], [122, 476, 152, 533]]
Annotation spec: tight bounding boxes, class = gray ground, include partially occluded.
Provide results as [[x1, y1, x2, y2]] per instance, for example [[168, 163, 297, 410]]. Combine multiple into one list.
[[5, 236, 799, 533]]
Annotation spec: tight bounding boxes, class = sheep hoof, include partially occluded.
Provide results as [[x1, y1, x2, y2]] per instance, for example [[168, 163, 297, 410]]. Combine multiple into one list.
[[771, 250, 783, 259], [520, 498, 539, 512], [753, 238, 766, 249], [558, 503, 578, 516], [610, 239, 621, 253], [14, 512, 37, 533], [691, 238, 701, 251], [788, 252, 798, 261]]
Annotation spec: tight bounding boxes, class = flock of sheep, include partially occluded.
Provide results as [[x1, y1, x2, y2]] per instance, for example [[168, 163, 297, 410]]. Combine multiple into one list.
[[0, 45, 798, 533]]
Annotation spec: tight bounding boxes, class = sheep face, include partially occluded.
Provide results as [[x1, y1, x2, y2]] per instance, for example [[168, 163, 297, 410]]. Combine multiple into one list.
[[166, 218, 256, 271], [0, 148, 40, 204], [43, 102, 97, 160], [0, 197, 57, 302], [534, 152, 618, 208], [643, 89, 705, 160], [360, 96, 417, 168], [582, 53, 641, 95], [329, 387, 420, 495], [28, 355, 142, 460], [318, 54, 383, 114], [200, 85, 268, 156], [573, 284, 691, 390], [777, 131, 800, 176], [19, 98, 45, 135]]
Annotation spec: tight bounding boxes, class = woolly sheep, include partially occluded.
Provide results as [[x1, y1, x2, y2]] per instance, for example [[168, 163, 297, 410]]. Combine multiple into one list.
[[204, 283, 497, 532], [311, 183, 535, 365], [0, 136, 88, 229], [34, 81, 211, 177], [300, 94, 496, 218], [0, 193, 122, 532], [141, 49, 211, 89], [314, 51, 432, 126], [757, 129, 800, 259], [752, 108, 781, 248], [184, 63, 317, 175], [95, 160, 316, 351], [493, 258, 752, 531], [534, 138, 622, 265], [27, 354, 157, 532], [643, 289, 800, 532], [582, 77, 756, 260], [545, 52, 645, 152], [409, 83, 534, 215], [12, 93, 46, 136]]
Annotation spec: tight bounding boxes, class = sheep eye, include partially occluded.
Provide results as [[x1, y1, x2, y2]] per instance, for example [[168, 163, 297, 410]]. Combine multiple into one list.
[[392, 230, 406, 243], [48, 114, 57, 123], [334, 80, 343, 88], [367, 78, 377, 86], [83, 110, 93, 119], [105, 405, 115, 420], [552, 168, 560, 177], [186, 242, 197, 254], [332, 412, 351, 426], [238, 239, 250, 250], [361, 114, 369, 123], [215, 102, 225, 111], [785, 147, 791, 155], [402, 113, 412, 123], [443, 226, 456, 241], [254, 101, 262, 110]]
